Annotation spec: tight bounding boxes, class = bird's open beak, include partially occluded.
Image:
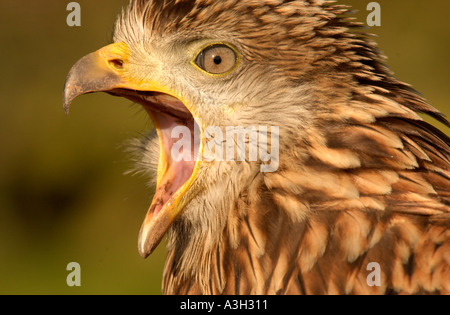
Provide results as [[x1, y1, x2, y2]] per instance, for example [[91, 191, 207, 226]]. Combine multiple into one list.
[[64, 42, 201, 258]]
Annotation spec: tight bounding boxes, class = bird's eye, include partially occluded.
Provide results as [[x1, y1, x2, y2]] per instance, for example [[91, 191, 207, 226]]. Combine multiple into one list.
[[195, 44, 238, 75]]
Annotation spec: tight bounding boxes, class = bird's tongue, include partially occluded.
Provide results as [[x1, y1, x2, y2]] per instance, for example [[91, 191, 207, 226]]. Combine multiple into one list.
[[114, 92, 197, 219], [148, 111, 198, 219]]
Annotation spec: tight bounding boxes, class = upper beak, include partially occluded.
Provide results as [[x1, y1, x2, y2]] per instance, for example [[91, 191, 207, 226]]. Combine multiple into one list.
[[63, 42, 131, 114], [64, 42, 195, 258]]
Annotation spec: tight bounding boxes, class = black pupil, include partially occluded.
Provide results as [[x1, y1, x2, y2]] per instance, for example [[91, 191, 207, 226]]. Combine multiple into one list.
[[213, 55, 222, 65]]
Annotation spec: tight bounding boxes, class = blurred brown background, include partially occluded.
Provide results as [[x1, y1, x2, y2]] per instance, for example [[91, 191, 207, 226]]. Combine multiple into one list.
[[0, 0, 448, 295]]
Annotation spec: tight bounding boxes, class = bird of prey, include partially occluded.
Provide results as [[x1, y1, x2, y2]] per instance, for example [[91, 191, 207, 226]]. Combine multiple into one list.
[[64, 0, 450, 295]]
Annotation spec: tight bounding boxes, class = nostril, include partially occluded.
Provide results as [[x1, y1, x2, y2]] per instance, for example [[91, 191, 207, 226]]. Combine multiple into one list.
[[109, 59, 124, 70]]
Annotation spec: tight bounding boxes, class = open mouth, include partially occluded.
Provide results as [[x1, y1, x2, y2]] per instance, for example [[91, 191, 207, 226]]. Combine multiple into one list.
[[62, 42, 203, 258], [110, 89, 200, 221]]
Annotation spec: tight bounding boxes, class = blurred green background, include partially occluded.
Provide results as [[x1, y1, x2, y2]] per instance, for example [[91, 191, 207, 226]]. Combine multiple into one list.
[[0, 0, 448, 295]]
